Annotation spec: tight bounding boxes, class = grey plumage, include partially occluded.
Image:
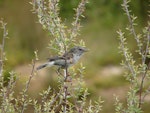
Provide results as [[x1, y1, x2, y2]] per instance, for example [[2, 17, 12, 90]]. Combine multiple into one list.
[[36, 46, 88, 70], [36, 63, 48, 70]]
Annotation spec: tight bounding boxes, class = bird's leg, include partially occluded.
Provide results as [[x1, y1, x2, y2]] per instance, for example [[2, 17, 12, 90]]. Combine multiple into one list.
[[66, 67, 70, 76], [56, 67, 63, 76], [67, 72, 70, 76]]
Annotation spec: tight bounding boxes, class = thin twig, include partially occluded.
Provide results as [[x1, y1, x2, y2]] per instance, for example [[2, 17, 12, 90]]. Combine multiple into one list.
[[118, 30, 136, 77], [123, 0, 143, 59], [0, 20, 7, 77], [25, 60, 36, 93], [70, 0, 88, 40], [138, 26, 150, 108], [62, 64, 69, 113], [21, 59, 36, 113], [49, 91, 61, 107], [0, 20, 8, 113], [54, 99, 63, 112], [142, 86, 150, 102]]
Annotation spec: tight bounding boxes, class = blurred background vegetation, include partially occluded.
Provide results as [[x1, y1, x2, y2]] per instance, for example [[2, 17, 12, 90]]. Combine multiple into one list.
[[0, 0, 149, 112]]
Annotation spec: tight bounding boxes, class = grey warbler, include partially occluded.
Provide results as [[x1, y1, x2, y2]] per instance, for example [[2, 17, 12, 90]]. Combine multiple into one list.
[[36, 46, 88, 70]]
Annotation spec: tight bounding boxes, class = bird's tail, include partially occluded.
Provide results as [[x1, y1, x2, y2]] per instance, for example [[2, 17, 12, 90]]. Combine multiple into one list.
[[36, 61, 54, 70]]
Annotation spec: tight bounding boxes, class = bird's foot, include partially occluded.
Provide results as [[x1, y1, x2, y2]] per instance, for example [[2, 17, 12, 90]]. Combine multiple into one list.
[[56, 68, 63, 76]]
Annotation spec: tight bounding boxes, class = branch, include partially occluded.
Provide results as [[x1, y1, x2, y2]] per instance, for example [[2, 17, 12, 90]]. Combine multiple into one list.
[[32, 0, 67, 53], [117, 30, 136, 77], [70, 0, 88, 40], [0, 20, 8, 77], [62, 68, 69, 113], [32, 0, 89, 112], [122, 0, 144, 60], [21, 59, 36, 113], [0, 20, 9, 113], [138, 24, 150, 108]]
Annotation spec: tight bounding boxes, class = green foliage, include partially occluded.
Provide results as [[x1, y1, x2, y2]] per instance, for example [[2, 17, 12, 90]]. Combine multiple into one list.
[[115, 0, 150, 113], [0, 0, 147, 67], [0, 0, 149, 113], [0, 0, 104, 113]]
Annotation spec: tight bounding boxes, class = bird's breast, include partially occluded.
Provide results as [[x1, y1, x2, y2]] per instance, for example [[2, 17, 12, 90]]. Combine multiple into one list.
[[73, 54, 81, 63]]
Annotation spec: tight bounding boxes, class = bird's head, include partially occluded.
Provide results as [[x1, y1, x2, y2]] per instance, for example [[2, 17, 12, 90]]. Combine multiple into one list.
[[70, 46, 89, 56]]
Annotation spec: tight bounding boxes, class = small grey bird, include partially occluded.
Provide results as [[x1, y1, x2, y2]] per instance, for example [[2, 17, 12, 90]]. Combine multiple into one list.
[[36, 46, 88, 70]]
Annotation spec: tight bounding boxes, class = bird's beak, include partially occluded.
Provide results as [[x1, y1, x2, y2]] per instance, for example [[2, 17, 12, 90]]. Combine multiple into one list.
[[84, 48, 89, 52]]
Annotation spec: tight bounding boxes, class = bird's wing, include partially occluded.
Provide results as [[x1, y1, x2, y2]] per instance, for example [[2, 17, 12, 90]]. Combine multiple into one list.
[[63, 51, 73, 59], [63, 52, 74, 64], [47, 56, 64, 61]]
